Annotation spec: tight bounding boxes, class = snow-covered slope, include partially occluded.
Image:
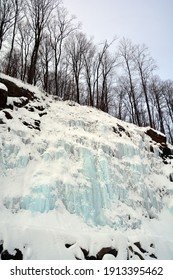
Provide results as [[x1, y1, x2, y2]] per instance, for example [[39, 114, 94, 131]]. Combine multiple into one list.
[[0, 74, 173, 260]]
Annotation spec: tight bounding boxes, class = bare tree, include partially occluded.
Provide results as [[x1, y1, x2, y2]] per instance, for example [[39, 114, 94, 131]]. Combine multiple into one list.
[[39, 34, 53, 92], [99, 50, 118, 112], [149, 76, 165, 133], [49, 6, 78, 95], [26, 0, 57, 84], [6, 0, 23, 75], [66, 31, 89, 104], [113, 83, 127, 121], [133, 44, 157, 128], [0, 0, 15, 49], [92, 39, 116, 109], [95, 41, 109, 108], [162, 80, 173, 122], [83, 43, 96, 106], [119, 38, 141, 126], [15, 19, 34, 81], [162, 80, 173, 143], [116, 75, 135, 122]]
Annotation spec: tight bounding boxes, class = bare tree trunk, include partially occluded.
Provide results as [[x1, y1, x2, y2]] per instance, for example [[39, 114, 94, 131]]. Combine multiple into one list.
[[6, 0, 21, 75], [27, 40, 40, 84], [119, 39, 141, 126], [139, 68, 153, 127], [0, 0, 14, 50], [26, 0, 56, 84]]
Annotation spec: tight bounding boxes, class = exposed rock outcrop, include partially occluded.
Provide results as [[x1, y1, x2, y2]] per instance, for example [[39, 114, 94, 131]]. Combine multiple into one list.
[[96, 247, 118, 259], [0, 85, 7, 109], [1, 249, 23, 260], [145, 128, 173, 162], [145, 128, 166, 145], [0, 75, 35, 110], [0, 77, 34, 100], [0, 242, 23, 260]]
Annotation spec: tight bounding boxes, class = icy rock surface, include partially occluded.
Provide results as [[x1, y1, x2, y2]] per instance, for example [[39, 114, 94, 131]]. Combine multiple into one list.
[[0, 104, 170, 229], [0, 75, 173, 259]]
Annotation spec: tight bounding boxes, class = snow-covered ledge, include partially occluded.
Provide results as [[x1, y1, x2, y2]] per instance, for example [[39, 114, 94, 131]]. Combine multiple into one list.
[[0, 82, 8, 92]]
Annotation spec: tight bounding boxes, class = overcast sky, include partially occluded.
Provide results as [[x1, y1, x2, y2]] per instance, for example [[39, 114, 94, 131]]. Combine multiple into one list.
[[63, 0, 172, 80]]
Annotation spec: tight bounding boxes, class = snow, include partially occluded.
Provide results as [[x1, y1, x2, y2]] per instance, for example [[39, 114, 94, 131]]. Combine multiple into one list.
[[0, 82, 7, 92], [0, 74, 173, 260]]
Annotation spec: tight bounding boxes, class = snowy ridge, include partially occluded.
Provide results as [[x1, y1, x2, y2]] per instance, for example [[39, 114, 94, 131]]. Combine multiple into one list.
[[0, 75, 173, 259]]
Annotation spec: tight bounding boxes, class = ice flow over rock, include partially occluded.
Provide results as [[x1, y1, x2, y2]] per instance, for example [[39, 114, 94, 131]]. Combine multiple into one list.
[[0, 74, 173, 260]]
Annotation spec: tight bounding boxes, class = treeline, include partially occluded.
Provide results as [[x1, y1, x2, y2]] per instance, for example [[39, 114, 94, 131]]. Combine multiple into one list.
[[0, 0, 173, 143]]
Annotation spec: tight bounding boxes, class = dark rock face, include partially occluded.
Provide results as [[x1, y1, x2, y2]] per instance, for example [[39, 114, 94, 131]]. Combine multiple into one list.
[[0, 76, 35, 110], [145, 128, 166, 145], [145, 128, 173, 162], [0, 241, 157, 260], [96, 247, 118, 260], [3, 110, 13, 119], [170, 173, 173, 182], [0, 241, 23, 260], [0, 77, 34, 100], [161, 145, 173, 159], [80, 248, 97, 260], [134, 242, 147, 253], [112, 124, 130, 138], [23, 120, 40, 131], [0, 243, 3, 254], [66, 245, 118, 260], [66, 241, 157, 260], [128, 242, 157, 260], [13, 97, 30, 108], [65, 243, 73, 248], [0, 76, 45, 131], [0, 88, 7, 109], [1, 248, 23, 260]]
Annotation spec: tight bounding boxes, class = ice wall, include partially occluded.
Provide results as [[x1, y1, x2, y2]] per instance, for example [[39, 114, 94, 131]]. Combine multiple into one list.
[[1, 102, 171, 231]]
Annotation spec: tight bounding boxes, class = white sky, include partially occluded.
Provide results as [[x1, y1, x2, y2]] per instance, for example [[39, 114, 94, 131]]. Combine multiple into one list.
[[63, 0, 172, 80]]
